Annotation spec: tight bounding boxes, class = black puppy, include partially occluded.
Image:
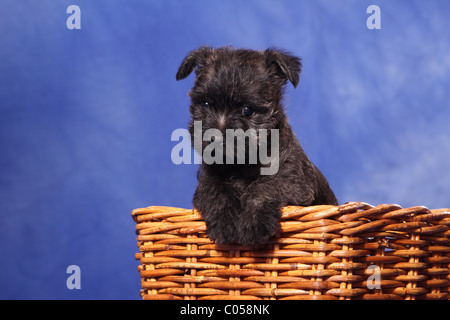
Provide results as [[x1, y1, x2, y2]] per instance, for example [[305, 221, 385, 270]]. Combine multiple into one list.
[[176, 46, 337, 246]]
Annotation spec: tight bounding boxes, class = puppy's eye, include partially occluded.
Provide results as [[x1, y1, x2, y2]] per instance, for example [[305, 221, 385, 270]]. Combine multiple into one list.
[[200, 101, 209, 109], [242, 106, 255, 116]]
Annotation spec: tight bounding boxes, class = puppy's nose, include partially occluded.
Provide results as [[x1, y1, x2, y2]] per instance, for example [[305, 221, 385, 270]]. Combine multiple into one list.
[[216, 114, 226, 132]]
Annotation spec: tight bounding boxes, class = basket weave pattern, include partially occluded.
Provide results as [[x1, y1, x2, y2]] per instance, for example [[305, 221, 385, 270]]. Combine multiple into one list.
[[132, 202, 450, 300]]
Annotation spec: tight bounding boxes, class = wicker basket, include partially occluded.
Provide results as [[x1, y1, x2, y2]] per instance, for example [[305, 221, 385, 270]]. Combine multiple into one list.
[[132, 202, 450, 300]]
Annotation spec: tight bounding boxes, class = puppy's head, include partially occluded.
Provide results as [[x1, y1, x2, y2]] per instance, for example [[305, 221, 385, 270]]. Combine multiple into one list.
[[176, 46, 301, 169]]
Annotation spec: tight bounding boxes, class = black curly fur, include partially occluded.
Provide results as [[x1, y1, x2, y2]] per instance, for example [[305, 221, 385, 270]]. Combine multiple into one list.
[[176, 46, 338, 246]]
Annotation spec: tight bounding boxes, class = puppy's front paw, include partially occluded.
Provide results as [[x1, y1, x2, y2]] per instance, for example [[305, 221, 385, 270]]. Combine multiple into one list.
[[198, 203, 239, 244], [193, 183, 240, 245], [204, 214, 239, 245], [237, 211, 281, 246]]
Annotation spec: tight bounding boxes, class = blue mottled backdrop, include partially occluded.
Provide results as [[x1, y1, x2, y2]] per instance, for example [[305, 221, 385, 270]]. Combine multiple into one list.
[[1, 0, 449, 299]]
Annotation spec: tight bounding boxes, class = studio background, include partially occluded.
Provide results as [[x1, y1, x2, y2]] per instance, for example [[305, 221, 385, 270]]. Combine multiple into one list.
[[1, 0, 449, 299]]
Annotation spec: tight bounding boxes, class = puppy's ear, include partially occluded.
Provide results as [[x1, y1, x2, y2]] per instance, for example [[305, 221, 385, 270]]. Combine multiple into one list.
[[264, 48, 302, 88], [176, 46, 212, 81]]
